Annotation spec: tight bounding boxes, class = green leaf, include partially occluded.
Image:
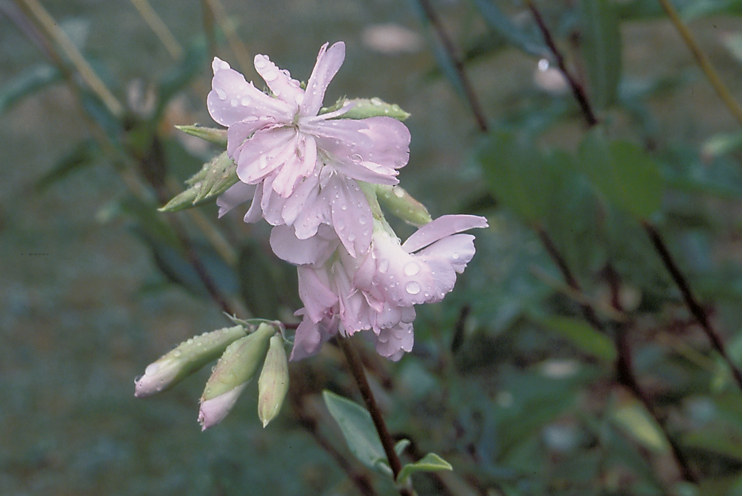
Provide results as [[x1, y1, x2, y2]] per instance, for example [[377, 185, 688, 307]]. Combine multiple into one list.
[[0, 63, 61, 115], [577, 128, 663, 219], [322, 390, 388, 472], [396, 453, 453, 484], [394, 439, 411, 457], [475, 130, 561, 225], [34, 139, 100, 191], [534, 315, 616, 363], [469, 0, 549, 58], [580, 0, 622, 109], [611, 398, 669, 453]]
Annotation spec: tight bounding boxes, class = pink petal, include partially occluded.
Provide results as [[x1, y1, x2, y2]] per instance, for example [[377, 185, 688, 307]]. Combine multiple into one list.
[[327, 175, 373, 258], [281, 170, 321, 226], [234, 127, 297, 184], [226, 118, 274, 157], [216, 182, 256, 218], [402, 215, 488, 253], [270, 224, 339, 266], [243, 180, 264, 223], [298, 266, 338, 323], [289, 314, 337, 361], [207, 58, 293, 127], [415, 233, 477, 274], [253, 54, 304, 108], [301, 42, 346, 117]]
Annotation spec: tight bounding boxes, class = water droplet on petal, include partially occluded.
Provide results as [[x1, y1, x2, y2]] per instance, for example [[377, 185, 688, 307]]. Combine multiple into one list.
[[255, 57, 267, 69], [230, 98, 239, 107], [378, 259, 389, 273], [351, 154, 362, 164], [452, 252, 460, 260], [241, 96, 251, 106], [341, 205, 347, 211], [403, 262, 420, 276], [406, 281, 421, 295], [263, 70, 278, 82], [295, 93, 305, 105], [348, 233, 356, 241], [359, 216, 367, 225], [173, 350, 182, 357], [215, 88, 227, 100], [217, 60, 230, 70], [273, 88, 282, 97], [145, 363, 160, 375]]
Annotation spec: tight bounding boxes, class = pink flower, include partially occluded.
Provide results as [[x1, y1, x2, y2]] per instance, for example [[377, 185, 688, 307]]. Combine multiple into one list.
[[209, 42, 410, 256], [276, 214, 488, 360]]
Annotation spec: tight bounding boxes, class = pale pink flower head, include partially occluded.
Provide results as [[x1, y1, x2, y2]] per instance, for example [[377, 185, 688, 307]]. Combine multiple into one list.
[[275, 214, 488, 361], [208, 41, 411, 202]]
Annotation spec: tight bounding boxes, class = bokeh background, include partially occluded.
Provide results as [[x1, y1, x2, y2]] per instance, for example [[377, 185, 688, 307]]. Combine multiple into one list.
[[3, 0, 742, 495]]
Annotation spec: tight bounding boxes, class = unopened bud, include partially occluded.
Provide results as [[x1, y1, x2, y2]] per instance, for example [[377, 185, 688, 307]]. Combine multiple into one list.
[[135, 325, 247, 398], [258, 334, 290, 427], [376, 184, 432, 226], [159, 151, 238, 212], [198, 323, 275, 430], [175, 124, 228, 146]]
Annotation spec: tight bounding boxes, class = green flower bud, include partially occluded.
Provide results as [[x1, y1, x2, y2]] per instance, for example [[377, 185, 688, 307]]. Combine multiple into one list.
[[198, 323, 275, 430], [257, 334, 290, 428], [159, 151, 238, 212], [175, 124, 228, 146], [320, 97, 410, 121], [134, 325, 248, 398], [375, 184, 432, 226]]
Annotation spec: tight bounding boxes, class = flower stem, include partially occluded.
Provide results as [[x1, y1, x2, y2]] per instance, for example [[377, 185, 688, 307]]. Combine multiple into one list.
[[643, 221, 742, 390], [339, 336, 413, 496], [525, 0, 598, 127], [656, 0, 742, 128]]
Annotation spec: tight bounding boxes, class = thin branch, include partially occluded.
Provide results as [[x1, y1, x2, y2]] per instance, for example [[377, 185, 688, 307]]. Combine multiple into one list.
[[415, 0, 489, 133], [535, 226, 605, 330], [656, 0, 742, 128], [525, 0, 598, 127], [16, 0, 125, 117], [643, 221, 742, 390], [339, 336, 413, 496], [605, 265, 698, 483]]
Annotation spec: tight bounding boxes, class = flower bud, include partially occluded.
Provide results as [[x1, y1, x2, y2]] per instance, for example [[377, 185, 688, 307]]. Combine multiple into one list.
[[375, 184, 432, 226], [334, 97, 410, 121], [175, 124, 228, 146], [198, 323, 275, 430], [135, 325, 248, 398], [159, 151, 237, 212], [257, 334, 290, 427]]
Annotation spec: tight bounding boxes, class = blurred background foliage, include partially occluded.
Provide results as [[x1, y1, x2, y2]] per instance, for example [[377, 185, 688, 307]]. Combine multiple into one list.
[[3, 0, 742, 494]]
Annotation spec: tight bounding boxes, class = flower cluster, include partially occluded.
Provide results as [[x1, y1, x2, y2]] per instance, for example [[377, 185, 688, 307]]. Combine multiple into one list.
[[210, 42, 487, 360]]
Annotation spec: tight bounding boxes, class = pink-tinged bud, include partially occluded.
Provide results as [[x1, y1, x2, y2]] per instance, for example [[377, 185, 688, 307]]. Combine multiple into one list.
[[257, 334, 290, 427], [134, 325, 247, 398], [198, 323, 275, 430]]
